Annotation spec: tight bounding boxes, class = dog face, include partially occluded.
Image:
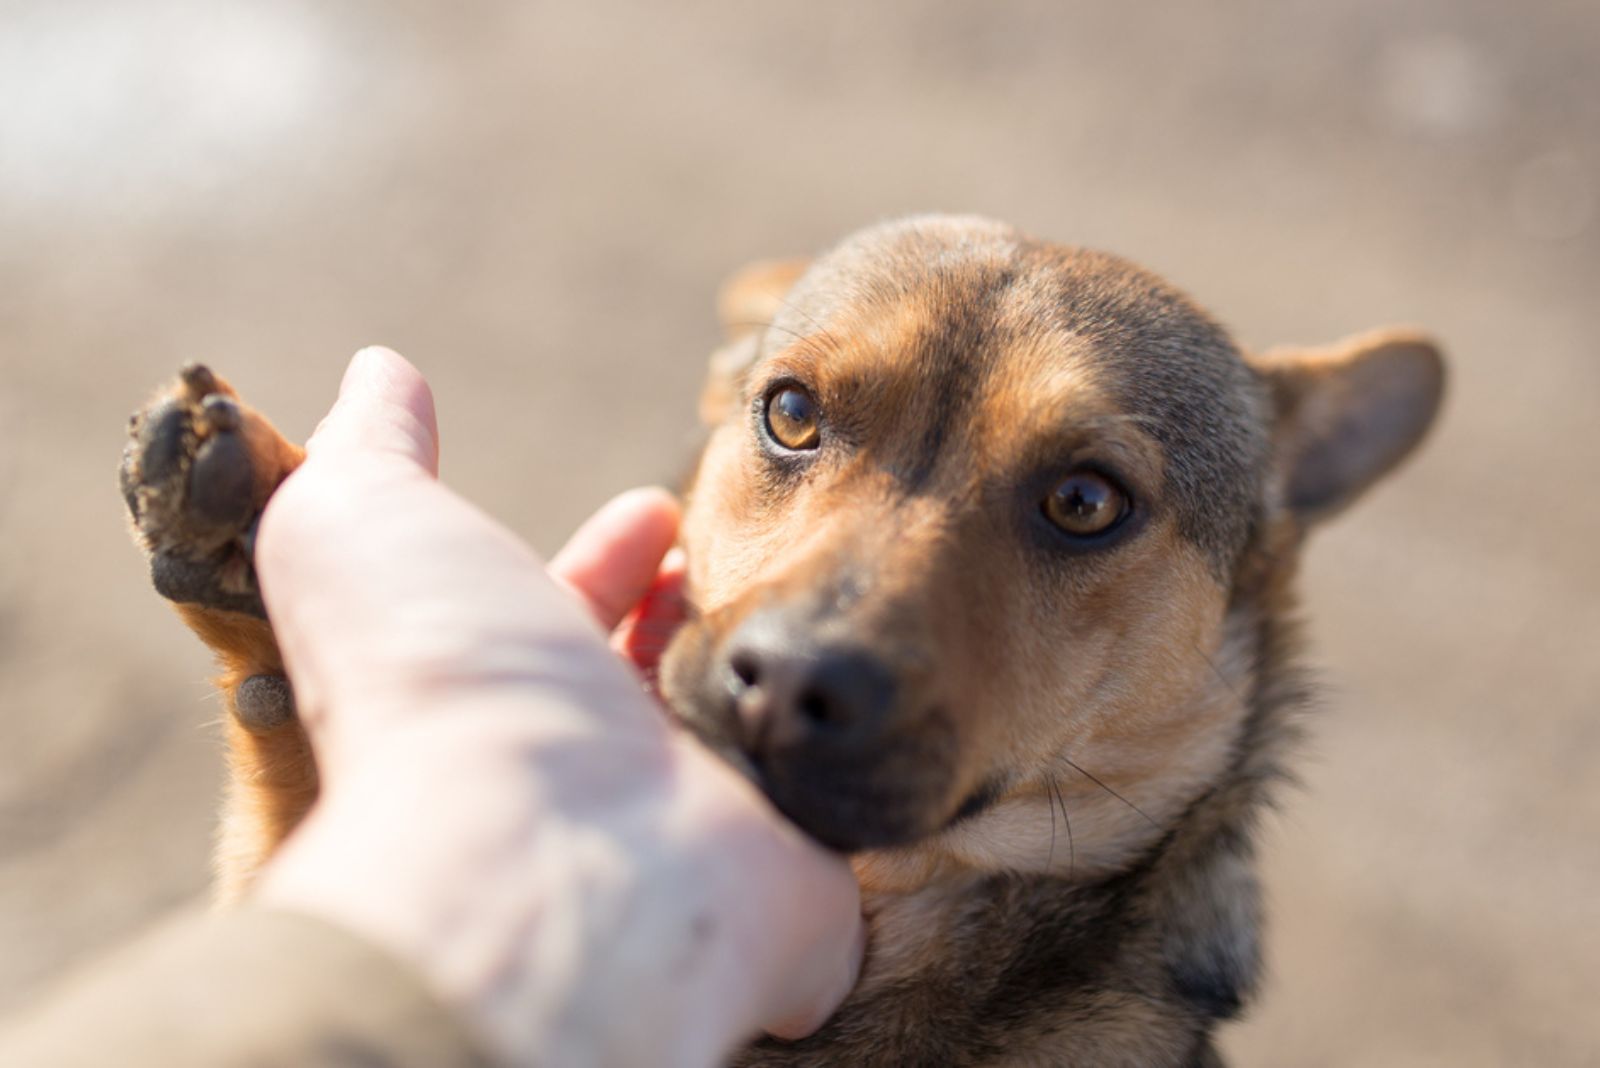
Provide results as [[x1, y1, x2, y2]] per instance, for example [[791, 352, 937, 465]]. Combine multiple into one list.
[[662, 216, 1442, 884]]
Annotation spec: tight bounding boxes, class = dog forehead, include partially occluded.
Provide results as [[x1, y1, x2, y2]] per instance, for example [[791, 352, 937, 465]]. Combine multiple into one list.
[[770, 217, 1270, 570]]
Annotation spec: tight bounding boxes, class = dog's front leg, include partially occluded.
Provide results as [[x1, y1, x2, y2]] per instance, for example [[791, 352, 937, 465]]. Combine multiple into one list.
[[121, 365, 313, 903]]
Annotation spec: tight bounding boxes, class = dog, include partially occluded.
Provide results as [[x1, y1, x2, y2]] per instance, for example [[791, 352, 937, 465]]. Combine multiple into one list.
[[121, 215, 1444, 1066]]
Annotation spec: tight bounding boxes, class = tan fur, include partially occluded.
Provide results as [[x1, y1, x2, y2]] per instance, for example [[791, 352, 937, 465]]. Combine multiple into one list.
[[122, 215, 1444, 1066], [167, 607, 314, 903]]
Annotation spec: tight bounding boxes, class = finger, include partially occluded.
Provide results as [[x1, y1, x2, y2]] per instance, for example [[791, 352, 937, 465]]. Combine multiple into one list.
[[549, 488, 681, 631], [677, 746, 866, 1046], [613, 548, 687, 678], [762, 915, 866, 1040], [307, 346, 441, 476], [259, 348, 611, 748], [753, 831, 865, 1040]]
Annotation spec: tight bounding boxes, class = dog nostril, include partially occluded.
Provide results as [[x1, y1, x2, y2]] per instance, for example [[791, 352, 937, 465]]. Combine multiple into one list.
[[723, 622, 898, 741], [796, 686, 837, 726], [730, 651, 761, 688]]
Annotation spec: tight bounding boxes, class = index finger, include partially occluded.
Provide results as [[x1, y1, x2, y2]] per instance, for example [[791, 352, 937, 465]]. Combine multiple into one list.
[[548, 488, 681, 631]]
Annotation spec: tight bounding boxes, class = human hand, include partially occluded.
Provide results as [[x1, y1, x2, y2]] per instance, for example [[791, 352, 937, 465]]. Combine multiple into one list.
[[251, 348, 864, 1067]]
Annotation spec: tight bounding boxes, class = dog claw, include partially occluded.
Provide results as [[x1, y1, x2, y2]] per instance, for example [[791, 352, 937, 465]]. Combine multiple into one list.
[[180, 362, 218, 398]]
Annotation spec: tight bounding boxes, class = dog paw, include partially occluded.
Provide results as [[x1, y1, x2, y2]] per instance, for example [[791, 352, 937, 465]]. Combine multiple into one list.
[[120, 364, 296, 618]]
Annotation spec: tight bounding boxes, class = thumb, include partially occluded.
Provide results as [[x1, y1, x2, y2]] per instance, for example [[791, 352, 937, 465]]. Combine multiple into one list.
[[307, 346, 441, 475], [256, 347, 629, 763]]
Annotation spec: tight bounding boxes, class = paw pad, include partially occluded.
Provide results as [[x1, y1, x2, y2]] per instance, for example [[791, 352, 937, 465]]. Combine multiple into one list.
[[121, 365, 279, 618], [235, 674, 297, 731]]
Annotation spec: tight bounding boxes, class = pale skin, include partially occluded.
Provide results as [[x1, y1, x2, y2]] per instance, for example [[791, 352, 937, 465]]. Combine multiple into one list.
[[251, 348, 864, 1067]]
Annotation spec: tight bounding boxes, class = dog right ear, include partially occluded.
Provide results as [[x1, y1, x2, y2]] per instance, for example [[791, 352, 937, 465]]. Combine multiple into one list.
[[699, 258, 810, 425], [1254, 328, 1446, 525]]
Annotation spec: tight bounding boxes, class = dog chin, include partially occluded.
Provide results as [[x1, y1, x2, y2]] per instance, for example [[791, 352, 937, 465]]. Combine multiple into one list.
[[748, 754, 947, 853], [662, 626, 961, 852], [667, 698, 947, 853]]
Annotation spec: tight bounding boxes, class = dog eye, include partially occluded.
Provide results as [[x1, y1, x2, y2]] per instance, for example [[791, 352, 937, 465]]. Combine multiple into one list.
[[764, 386, 821, 451], [1042, 471, 1129, 537]]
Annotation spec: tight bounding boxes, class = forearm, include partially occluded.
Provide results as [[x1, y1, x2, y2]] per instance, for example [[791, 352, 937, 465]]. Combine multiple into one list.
[[0, 907, 493, 1068]]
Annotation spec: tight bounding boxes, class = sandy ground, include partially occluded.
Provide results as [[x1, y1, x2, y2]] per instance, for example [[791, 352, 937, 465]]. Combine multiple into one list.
[[2, 2, 1597, 1064]]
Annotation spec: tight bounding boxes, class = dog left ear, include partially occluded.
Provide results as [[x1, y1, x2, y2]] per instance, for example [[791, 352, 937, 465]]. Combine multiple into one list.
[[1255, 329, 1445, 524], [698, 257, 811, 425], [716, 257, 811, 342]]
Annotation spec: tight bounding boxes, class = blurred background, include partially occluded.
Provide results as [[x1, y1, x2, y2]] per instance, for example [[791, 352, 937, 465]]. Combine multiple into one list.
[[2, 1, 1596, 1064]]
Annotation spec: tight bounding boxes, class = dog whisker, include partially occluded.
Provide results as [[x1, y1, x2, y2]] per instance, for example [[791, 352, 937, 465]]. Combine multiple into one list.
[[723, 319, 809, 348], [725, 316, 842, 365], [1058, 756, 1161, 831], [770, 292, 849, 360], [1192, 641, 1245, 704], [1046, 777, 1075, 880], [1045, 774, 1058, 871]]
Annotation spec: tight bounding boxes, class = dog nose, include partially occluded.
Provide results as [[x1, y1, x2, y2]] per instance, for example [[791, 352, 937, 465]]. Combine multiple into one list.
[[724, 618, 897, 747]]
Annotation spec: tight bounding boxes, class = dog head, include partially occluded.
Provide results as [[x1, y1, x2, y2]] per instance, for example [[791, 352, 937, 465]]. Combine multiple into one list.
[[661, 216, 1442, 886]]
